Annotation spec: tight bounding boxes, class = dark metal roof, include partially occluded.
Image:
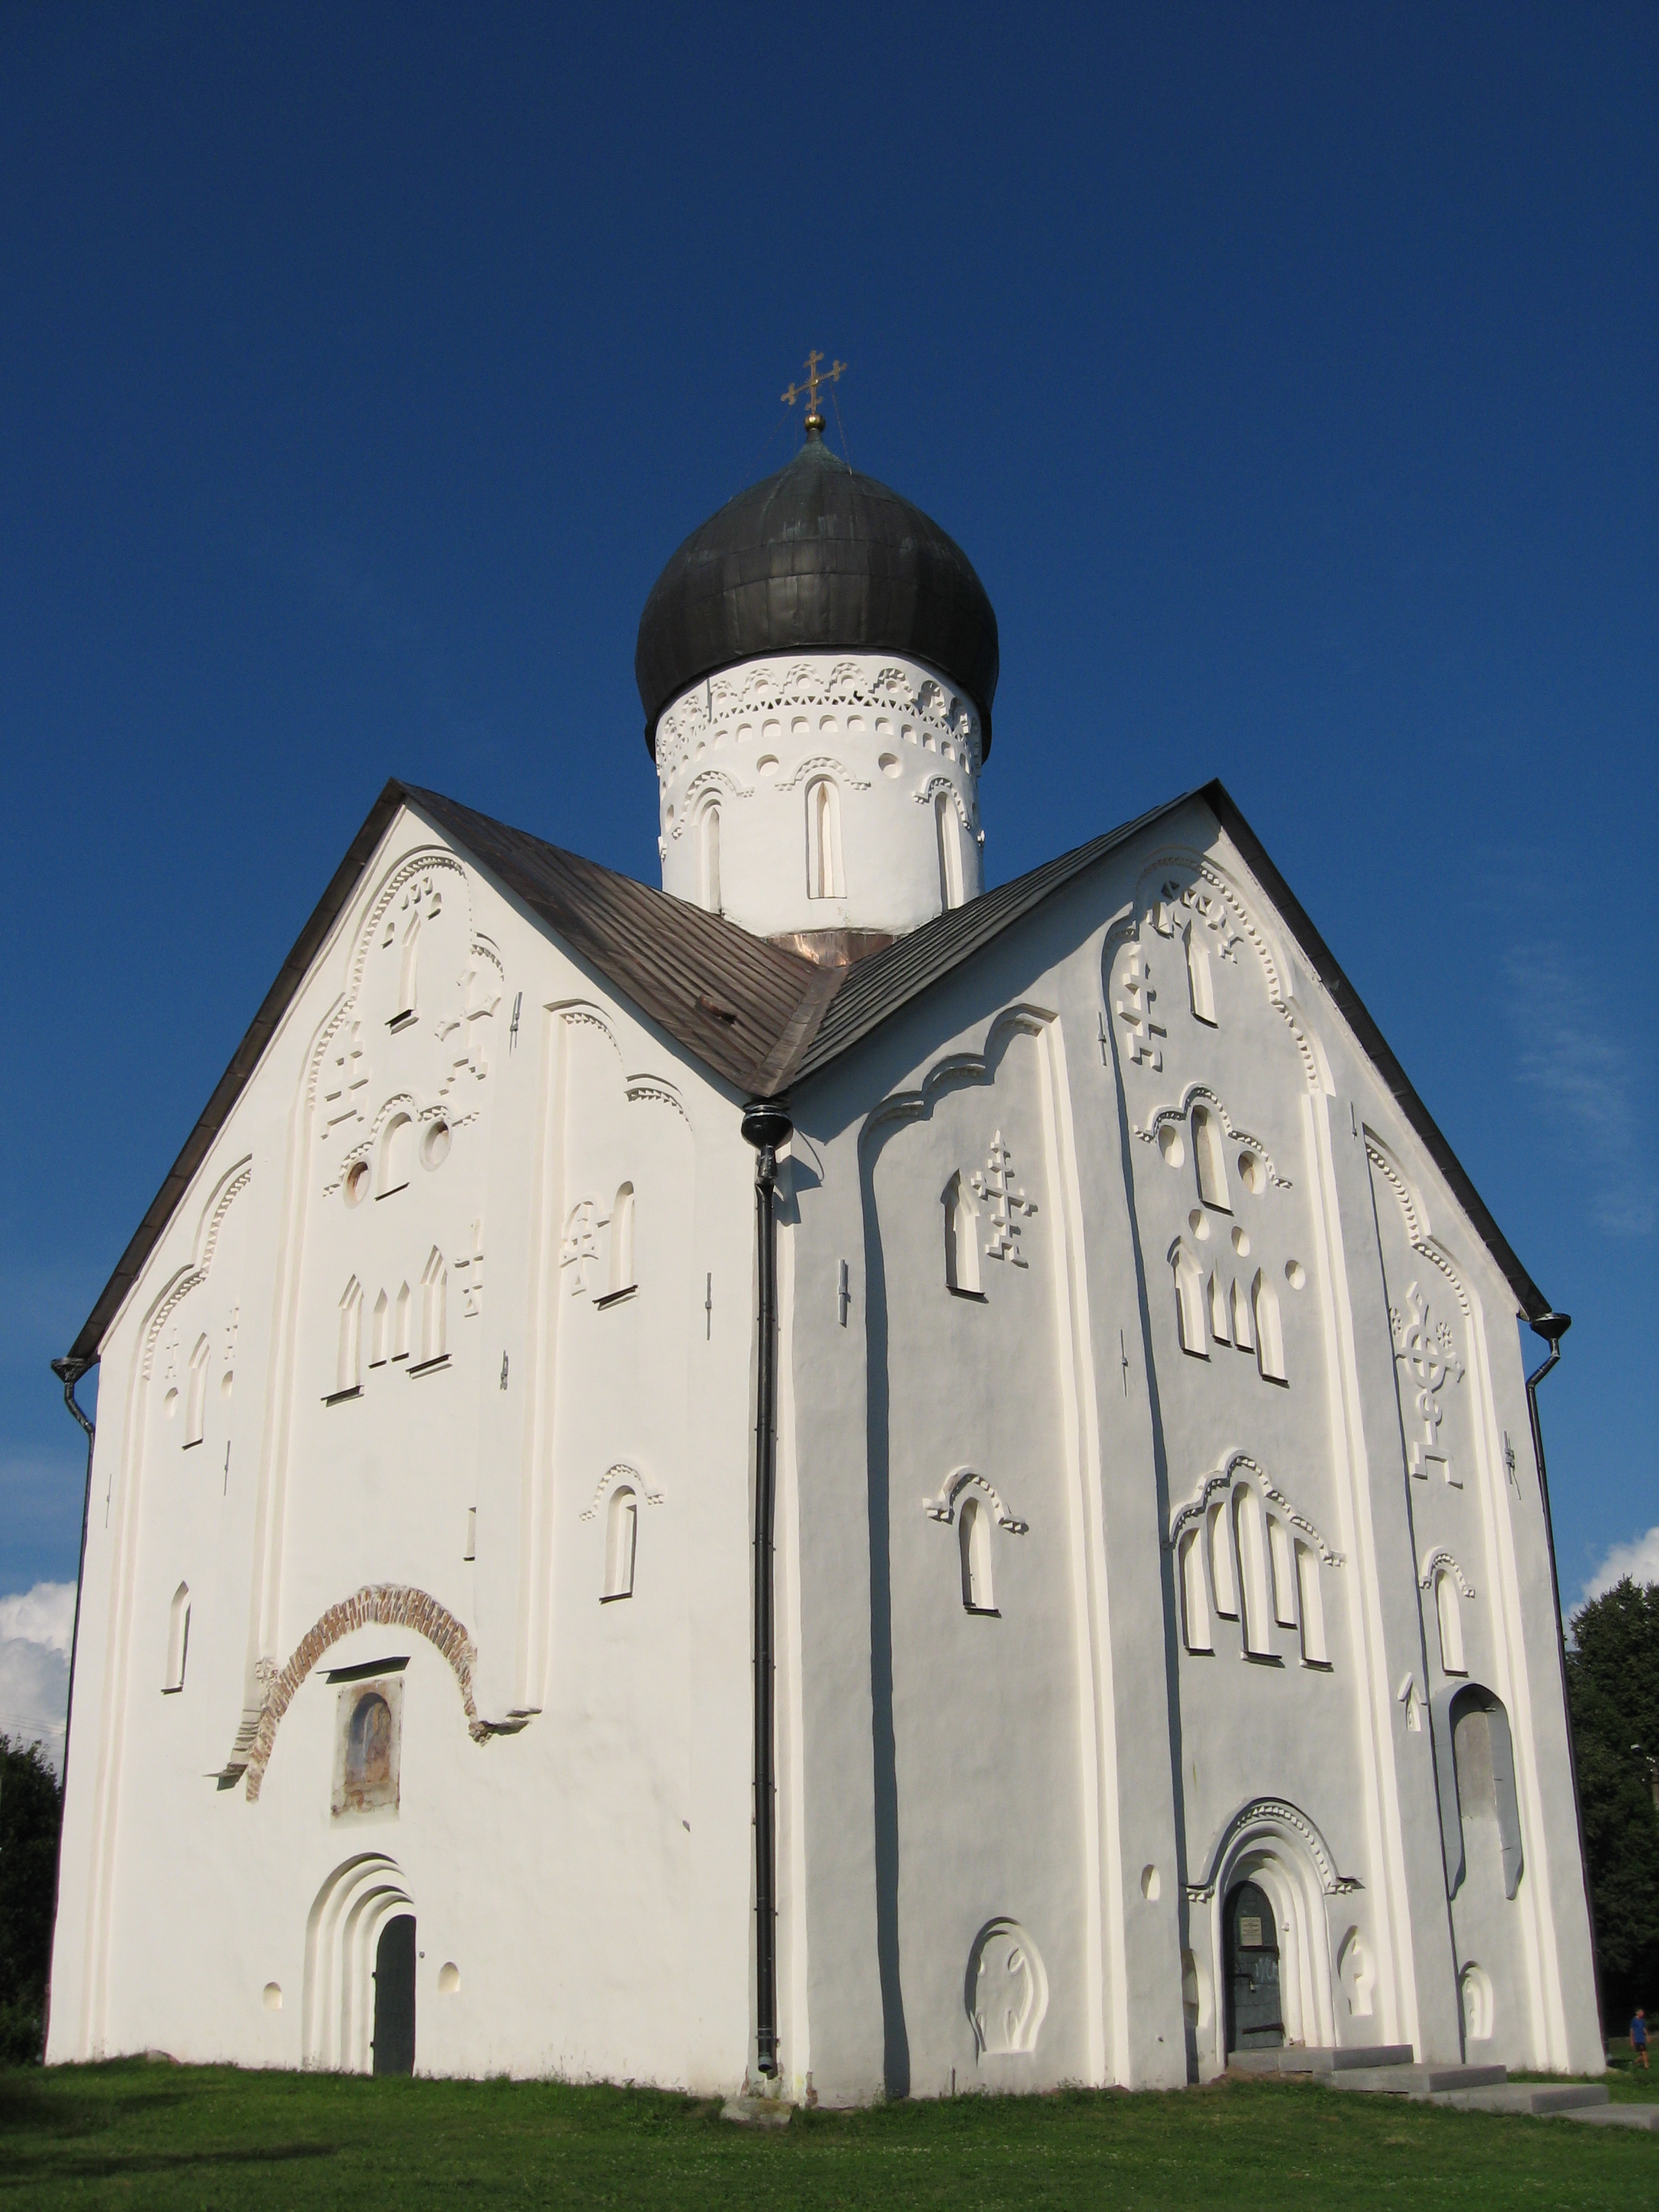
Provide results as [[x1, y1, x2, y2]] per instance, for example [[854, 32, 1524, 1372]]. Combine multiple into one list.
[[66, 774, 1548, 1367], [634, 426, 1000, 758]]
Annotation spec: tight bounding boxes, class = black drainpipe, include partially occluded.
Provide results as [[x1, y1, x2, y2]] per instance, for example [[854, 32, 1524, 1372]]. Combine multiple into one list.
[[1524, 1311, 1602, 2026], [740, 1098, 791, 2080], [45, 1352, 98, 2055]]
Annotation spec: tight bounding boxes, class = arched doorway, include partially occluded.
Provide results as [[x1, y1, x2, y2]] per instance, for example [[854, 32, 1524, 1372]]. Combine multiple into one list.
[[1224, 1880, 1285, 2052], [372, 1913, 417, 2075]]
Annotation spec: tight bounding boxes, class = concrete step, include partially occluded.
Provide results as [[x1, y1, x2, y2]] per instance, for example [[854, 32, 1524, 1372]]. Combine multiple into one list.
[[1560, 2102, 1659, 2131], [1431, 2082, 1608, 2116], [1230, 2045, 1413, 2077], [1331, 2062, 1509, 2096]]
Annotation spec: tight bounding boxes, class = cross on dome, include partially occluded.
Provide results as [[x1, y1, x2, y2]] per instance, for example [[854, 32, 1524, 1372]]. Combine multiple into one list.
[[781, 348, 848, 431]]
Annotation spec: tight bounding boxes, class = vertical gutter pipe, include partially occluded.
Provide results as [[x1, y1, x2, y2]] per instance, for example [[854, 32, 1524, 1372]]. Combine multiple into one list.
[[740, 1099, 791, 2080], [1525, 1311, 1603, 2029]]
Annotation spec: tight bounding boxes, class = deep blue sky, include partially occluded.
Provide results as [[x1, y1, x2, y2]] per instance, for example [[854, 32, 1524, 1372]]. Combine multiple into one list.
[[2, 2, 1653, 1607]]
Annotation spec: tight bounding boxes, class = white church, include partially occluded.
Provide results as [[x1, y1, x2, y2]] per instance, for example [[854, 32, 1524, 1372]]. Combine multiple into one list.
[[47, 391, 1602, 2101]]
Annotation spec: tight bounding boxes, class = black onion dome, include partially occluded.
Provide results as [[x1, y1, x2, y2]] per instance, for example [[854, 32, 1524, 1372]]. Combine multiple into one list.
[[635, 425, 1000, 758]]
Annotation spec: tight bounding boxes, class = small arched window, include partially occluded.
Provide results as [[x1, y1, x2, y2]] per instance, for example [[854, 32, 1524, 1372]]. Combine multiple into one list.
[[419, 1249, 446, 1364], [1179, 1526, 1212, 1653], [163, 1581, 191, 1692], [806, 778, 844, 899], [1296, 1541, 1329, 1666], [395, 911, 421, 1024], [1253, 1270, 1286, 1384], [1268, 1514, 1298, 1626], [185, 1335, 210, 1447], [379, 1114, 413, 1197], [333, 1279, 363, 1397], [1436, 1568, 1467, 1676], [943, 1171, 982, 1297], [369, 1288, 390, 1367], [1234, 1488, 1272, 1655], [393, 1280, 411, 1362], [698, 803, 722, 913], [608, 1184, 635, 1298], [1208, 1269, 1231, 1344], [1172, 1241, 1208, 1357], [935, 790, 963, 909], [1184, 924, 1216, 1025], [603, 1485, 637, 1600], [1191, 1105, 1230, 1211], [959, 1496, 996, 1614], [1208, 1499, 1238, 1617]]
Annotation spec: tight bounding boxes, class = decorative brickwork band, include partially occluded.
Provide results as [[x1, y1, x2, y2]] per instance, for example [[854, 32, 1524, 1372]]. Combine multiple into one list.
[[241, 1584, 491, 1802]]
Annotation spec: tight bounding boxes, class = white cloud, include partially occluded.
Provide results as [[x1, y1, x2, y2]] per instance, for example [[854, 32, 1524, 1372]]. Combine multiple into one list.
[[1579, 1527, 1659, 1607], [0, 1579, 76, 1771]]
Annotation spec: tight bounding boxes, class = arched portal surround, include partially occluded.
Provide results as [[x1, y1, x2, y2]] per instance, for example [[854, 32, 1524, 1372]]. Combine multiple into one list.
[[1189, 1799, 1362, 2071], [302, 1853, 413, 2072]]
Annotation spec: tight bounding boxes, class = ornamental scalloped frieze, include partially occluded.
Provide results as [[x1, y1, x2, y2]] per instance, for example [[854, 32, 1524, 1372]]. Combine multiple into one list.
[[655, 652, 980, 775]]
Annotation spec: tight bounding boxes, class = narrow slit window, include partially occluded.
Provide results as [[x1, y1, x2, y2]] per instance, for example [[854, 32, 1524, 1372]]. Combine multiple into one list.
[[1179, 1526, 1212, 1653], [608, 1184, 635, 1296], [1253, 1270, 1285, 1383], [1208, 1269, 1231, 1344], [959, 1496, 996, 1613], [337, 1278, 363, 1393], [163, 1581, 191, 1692], [806, 777, 843, 899], [943, 1171, 981, 1296], [1184, 923, 1216, 1025], [1173, 1242, 1208, 1358], [1191, 1105, 1230, 1211], [1268, 1514, 1298, 1627], [185, 1335, 210, 1447], [393, 1280, 411, 1361], [603, 1485, 637, 1600], [369, 1289, 390, 1367], [1296, 1542, 1328, 1666], [1208, 1500, 1238, 1617], [395, 910, 421, 1022], [698, 803, 721, 913], [420, 1249, 447, 1364], [1231, 1275, 1255, 1352], [1436, 1568, 1467, 1676], [935, 790, 963, 909], [379, 1114, 413, 1195], [1235, 1488, 1272, 1655]]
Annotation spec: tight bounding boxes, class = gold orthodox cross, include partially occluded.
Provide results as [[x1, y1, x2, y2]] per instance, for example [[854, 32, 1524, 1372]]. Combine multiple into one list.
[[781, 349, 848, 425]]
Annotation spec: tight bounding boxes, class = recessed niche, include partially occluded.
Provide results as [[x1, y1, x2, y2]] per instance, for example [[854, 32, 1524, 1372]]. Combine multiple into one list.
[[878, 752, 901, 777], [1140, 1864, 1161, 1902], [757, 753, 779, 778], [665, 804, 676, 825], [163, 1388, 179, 1419], [848, 714, 866, 734], [819, 714, 838, 735], [438, 1961, 461, 1995], [263, 1982, 282, 2011], [421, 1120, 451, 1170], [1188, 1208, 1210, 1240], [1238, 1151, 1267, 1194], [220, 1371, 234, 1401], [1285, 1259, 1306, 1289], [1231, 1226, 1251, 1256], [343, 1161, 369, 1207], [791, 716, 809, 737], [1159, 1125, 1185, 1168], [762, 719, 780, 741]]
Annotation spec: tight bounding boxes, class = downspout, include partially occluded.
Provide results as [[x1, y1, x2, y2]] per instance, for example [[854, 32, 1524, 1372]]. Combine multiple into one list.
[[740, 1098, 791, 2081], [1524, 1312, 1603, 2030], [45, 1352, 98, 2055]]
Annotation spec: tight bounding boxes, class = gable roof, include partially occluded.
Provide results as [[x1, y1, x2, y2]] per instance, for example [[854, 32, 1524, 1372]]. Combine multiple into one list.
[[65, 774, 1547, 1366]]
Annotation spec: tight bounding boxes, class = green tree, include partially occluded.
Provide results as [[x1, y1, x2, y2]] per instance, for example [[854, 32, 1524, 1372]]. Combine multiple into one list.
[[0, 1734, 63, 2066], [1565, 1578, 1659, 2034]]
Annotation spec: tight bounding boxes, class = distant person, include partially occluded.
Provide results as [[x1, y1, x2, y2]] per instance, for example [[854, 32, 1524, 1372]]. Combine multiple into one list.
[[1632, 2009, 1649, 2069]]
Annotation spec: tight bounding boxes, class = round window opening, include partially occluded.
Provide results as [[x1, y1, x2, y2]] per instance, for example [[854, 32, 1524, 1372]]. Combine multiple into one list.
[[421, 1120, 451, 1170]]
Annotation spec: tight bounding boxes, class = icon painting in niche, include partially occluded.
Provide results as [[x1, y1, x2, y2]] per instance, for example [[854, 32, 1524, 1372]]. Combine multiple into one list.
[[333, 1678, 402, 1817]]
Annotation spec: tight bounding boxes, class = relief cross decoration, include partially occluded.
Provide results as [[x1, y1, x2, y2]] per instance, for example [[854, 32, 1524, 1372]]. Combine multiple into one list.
[[1389, 1281, 1463, 1482], [970, 1131, 1037, 1267], [1115, 953, 1165, 1070]]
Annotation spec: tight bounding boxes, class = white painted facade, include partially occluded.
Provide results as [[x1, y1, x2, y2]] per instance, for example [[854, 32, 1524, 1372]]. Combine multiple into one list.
[[48, 768, 1600, 2099], [654, 652, 983, 938]]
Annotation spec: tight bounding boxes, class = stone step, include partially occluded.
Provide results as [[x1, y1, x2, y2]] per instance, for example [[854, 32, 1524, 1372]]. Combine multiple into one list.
[[1229, 2045, 1413, 2077], [1560, 2102, 1659, 2131], [1431, 2082, 1608, 2116], [1330, 2061, 1509, 2095]]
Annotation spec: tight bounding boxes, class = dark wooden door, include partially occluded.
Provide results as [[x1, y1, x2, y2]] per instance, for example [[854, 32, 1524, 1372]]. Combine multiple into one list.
[[1224, 1881, 1284, 2051], [372, 1914, 417, 2075]]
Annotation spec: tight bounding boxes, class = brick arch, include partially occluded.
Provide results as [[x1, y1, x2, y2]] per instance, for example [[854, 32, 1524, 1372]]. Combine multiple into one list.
[[243, 1584, 492, 1802]]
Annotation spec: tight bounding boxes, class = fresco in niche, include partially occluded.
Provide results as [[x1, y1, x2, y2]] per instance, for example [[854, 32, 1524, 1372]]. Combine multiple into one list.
[[863, 1013, 1091, 2094], [333, 1678, 402, 1816]]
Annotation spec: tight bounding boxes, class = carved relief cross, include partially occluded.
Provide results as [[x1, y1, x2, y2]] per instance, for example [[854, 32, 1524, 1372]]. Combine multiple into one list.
[[970, 1131, 1037, 1267], [1115, 953, 1165, 1069]]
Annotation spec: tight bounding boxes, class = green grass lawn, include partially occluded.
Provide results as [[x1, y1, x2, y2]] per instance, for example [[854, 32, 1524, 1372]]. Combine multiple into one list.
[[1, 2063, 1654, 2210]]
